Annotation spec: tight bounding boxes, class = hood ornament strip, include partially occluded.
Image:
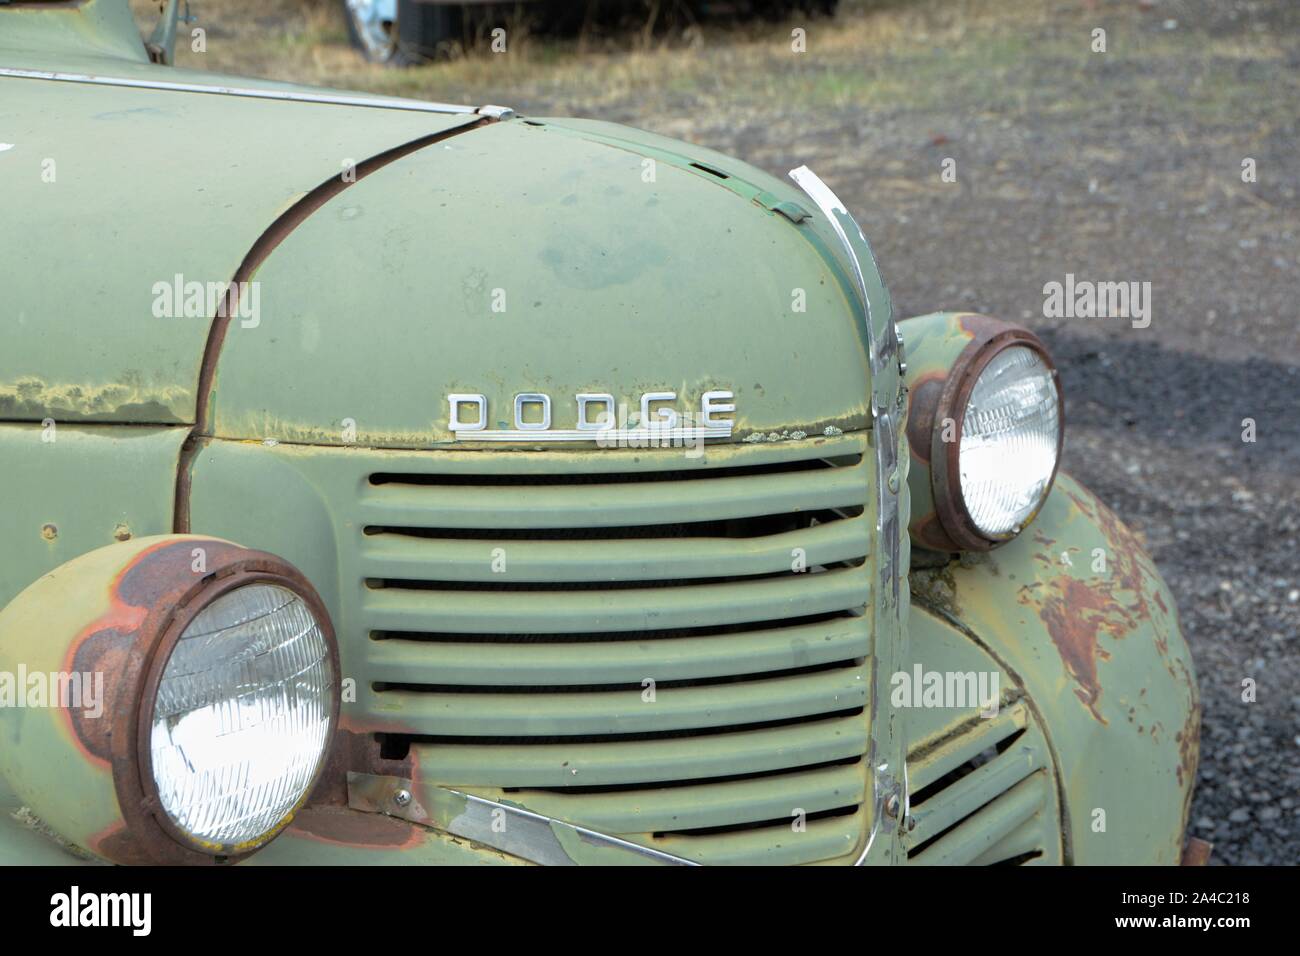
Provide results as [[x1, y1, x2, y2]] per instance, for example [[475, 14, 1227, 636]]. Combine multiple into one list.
[[789, 166, 908, 866], [0, 67, 496, 117]]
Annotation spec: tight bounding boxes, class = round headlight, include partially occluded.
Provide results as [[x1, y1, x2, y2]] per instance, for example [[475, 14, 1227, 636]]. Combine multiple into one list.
[[958, 345, 1061, 538], [147, 582, 335, 851], [913, 317, 1065, 551]]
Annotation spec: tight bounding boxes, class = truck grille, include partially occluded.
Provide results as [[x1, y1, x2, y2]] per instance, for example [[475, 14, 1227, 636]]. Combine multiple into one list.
[[354, 436, 875, 864]]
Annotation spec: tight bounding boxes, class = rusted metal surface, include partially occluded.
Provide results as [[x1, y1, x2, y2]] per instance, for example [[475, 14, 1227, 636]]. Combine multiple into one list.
[[1181, 836, 1213, 866], [1022, 489, 1192, 726], [285, 807, 424, 851]]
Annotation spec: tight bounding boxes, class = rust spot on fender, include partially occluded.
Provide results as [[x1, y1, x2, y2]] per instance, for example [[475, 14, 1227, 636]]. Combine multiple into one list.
[[1175, 682, 1201, 790], [1181, 836, 1213, 866], [955, 313, 1014, 339], [1021, 489, 1181, 722], [1031, 577, 1115, 723]]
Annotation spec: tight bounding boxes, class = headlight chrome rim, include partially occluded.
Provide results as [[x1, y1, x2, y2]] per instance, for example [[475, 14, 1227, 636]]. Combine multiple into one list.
[[930, 323, 1065, 551]]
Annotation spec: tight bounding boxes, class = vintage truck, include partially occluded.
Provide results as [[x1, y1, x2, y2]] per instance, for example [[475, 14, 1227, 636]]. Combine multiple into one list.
[[0, 0, 1201, 866]]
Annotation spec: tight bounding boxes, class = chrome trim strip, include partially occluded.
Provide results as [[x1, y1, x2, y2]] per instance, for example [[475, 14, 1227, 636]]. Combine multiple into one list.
[[346, 773, 695, 865], [788, 166, 906, 866], [444, 790, 697, 867], [0, 67, 487, 115]]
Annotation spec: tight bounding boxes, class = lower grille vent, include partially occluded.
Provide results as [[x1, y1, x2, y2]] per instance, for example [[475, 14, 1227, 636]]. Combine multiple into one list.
[[904, 700, 1061, 865]]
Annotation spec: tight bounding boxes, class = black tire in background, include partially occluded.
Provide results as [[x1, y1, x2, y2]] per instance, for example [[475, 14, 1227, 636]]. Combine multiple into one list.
[[342, 0, 462, 65]]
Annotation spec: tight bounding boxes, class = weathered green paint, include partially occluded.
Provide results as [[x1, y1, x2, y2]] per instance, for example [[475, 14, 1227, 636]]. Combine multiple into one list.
[[0, 24, 480, 425], [902, 610, 1063, 865], [207, 119, 873, 446], [246, 807, 526, 867], [911, 473, 1198, 864], [0, 423, 188, 608], [0, 0, 146, 65], [0, 778, 100, 866], [0, 537, 165, 860]]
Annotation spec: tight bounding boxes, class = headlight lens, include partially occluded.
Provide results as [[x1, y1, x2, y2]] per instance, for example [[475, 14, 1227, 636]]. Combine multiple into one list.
[[149, 582, 335, 849], [958, 345, 1061, 537]]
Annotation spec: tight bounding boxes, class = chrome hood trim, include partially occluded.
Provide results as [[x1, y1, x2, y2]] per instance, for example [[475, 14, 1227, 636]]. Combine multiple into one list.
[[0, 67, 506, 116]]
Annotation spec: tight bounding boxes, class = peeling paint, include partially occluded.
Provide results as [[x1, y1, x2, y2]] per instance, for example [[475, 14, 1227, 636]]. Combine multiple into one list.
[[0, 377, 189, 424]]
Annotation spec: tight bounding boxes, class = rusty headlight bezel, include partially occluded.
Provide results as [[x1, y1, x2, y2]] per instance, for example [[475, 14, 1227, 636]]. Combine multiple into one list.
[[126, 557, 340, 862], [911, 318, 1065, 552], [936, 326, 1064, 549]]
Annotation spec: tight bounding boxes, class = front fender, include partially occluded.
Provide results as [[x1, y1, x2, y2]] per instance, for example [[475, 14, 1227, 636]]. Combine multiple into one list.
[[910, 472, 1199, 864]]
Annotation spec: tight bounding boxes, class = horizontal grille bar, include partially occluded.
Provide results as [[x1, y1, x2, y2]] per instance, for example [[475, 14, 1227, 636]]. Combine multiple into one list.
[[412, 713, 869, 788], [908, 738, 1042, 845], [359, 516, 870, 583], [370, 663, 866, 736], [358, 456, 868, 530], [366, 616, 871, 686], [362, 567, 870, 634], [459, 762, 867, 835], [649, 807, 867, 865], [908, 703, 1029, 793]]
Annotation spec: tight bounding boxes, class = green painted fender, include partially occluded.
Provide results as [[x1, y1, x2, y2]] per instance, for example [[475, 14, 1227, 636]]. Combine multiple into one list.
[[910, 472, 1199, 865]]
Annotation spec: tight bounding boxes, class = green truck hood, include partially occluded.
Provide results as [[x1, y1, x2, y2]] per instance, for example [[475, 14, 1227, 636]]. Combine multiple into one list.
[[0, 40, 481, 423], [206, 118, 877, 447], [1, 0, 885, 441]]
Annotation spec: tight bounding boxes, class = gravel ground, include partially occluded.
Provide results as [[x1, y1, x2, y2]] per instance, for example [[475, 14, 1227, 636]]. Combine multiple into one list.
[[140, 0, 1299, 863]]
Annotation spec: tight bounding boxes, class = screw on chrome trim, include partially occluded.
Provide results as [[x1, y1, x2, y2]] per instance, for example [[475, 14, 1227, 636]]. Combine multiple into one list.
[[906, 815, 917, 832], [885, 794, 900, 818], [393, 789, 412, 808]]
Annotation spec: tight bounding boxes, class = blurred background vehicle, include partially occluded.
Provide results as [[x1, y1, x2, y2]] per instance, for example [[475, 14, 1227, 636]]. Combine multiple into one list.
[[341, 0, 839, 64]]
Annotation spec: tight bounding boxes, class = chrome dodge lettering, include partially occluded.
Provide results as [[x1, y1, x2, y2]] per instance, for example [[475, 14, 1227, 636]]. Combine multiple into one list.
[[448, 390, 736, 443]]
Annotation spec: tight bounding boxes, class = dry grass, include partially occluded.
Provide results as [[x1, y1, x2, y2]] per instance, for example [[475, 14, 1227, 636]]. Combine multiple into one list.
[[127, 0, 1297, 129]]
